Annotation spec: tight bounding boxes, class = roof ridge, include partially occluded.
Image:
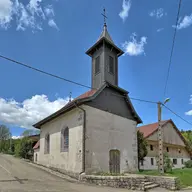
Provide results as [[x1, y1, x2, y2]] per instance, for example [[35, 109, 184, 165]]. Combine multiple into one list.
[[139, 119, 170, 128]]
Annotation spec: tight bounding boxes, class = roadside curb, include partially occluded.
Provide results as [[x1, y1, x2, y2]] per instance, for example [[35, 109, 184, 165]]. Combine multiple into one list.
[[24, 160, 79, 184]]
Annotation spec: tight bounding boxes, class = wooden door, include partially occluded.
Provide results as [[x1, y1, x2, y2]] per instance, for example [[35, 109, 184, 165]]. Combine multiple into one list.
[[109, 150, 120, 174]]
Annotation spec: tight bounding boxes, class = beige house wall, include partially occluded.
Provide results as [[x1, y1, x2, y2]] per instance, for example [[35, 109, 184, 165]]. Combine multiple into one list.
[[84, 105, 138, 174]]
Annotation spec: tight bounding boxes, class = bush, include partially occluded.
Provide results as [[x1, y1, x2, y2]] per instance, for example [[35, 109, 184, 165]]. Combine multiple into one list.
[[185, 160, 192, 168]]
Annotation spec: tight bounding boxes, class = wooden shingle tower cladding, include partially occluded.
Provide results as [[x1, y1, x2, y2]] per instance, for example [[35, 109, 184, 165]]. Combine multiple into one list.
[[86, 23, 124, 89]]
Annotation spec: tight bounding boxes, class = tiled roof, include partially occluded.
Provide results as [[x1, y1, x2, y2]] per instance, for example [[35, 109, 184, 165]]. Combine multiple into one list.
[[64, 89, 97, 108], [33, 140, 40, 150], [75, 89, 97, 100], [138, 120, 169, 138]]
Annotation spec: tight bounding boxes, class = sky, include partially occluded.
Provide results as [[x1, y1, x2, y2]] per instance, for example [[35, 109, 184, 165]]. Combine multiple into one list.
[[1, 0, 192, 138]]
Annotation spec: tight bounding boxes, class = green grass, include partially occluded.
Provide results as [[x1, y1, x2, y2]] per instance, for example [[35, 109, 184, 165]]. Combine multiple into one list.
[[138, 168, 192, 187]]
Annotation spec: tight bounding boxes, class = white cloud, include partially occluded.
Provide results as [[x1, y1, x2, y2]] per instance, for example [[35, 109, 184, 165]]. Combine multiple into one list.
[[0, 95, 69, 129], [0, 0, 13, 29], [44, 5, 54, 17], [149, 8, 165, 19], [12, 135, 23, 139], [185, 95, 192, 116], [48, 19, 58, 30], [0, 0, 58, 31], [175, 14, 192, 30], [157, 28, 164, 32], [119, 0, 131, 22], [122, 33, 147, 56]]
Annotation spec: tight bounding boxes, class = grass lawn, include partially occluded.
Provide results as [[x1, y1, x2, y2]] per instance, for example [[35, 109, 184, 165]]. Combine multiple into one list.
[[137, 168, 192, 187]]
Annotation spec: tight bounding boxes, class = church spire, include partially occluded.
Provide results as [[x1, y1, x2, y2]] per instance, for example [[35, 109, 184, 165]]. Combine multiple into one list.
[[86, 9, 124, 89], [98, 8, 114, 44]]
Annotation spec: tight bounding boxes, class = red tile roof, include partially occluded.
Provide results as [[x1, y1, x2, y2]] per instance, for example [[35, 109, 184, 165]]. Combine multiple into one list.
[[138, 120, 169, 138], [76, 89, 97, 100], [33, 140, 40, 150], [64, 89, 97, 108]]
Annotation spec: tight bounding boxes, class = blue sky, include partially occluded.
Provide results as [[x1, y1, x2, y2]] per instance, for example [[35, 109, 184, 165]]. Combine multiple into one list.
[[0, 0, 192, 137]]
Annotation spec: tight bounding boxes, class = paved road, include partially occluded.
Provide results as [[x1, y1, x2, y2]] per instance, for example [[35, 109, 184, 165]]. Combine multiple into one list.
[[0, 154, 172, 192]]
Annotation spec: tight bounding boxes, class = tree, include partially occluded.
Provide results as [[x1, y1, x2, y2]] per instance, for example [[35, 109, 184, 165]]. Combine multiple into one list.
[[181, 130, 192, 155], [137, 131, 148, 171], [156, 152, 173, 173], [15, 137, 33, 159], [21, 129, 40, 137], [0, 125, 11, 153], [0, 125, 11, 140]]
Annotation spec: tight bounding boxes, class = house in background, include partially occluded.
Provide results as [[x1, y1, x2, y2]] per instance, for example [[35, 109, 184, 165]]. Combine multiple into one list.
[[138, 119, 191, 170], [32, 22, 142, 178]]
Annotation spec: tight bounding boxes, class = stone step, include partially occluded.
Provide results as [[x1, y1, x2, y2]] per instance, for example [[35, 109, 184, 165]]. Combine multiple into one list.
[[145, 183, 160, 190], [144, 181, 154, 186]]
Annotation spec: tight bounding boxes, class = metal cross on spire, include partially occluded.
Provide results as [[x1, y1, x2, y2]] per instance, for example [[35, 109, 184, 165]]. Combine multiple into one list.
[[101, 8, 108, 26]]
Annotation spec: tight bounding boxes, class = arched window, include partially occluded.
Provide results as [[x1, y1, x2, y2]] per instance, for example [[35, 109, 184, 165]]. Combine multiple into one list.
[[45, 133, 50, 154], [61, 127, 69, 152], [35, 153, 38, 162]]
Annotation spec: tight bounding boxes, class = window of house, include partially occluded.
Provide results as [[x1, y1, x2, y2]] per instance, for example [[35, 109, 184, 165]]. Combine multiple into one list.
[[173, 159, 177, 165], [181, 159, 184, 165], [167, 147, 169, 152], [95, 56, 100, 74], [150, 145, 153, 151], [178, 149, 181, 153], [109, 56, 114, 74], [151, 158, 154, 165], [61, 127, 69, 152], [44, 133, 50, 154], [140, 160, 144, 166]]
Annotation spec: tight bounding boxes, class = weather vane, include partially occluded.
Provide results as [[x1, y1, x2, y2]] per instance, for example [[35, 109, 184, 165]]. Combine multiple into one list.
[[101, 8, 108, 26]]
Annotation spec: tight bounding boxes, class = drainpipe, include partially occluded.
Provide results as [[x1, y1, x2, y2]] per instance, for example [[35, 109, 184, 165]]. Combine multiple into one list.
[[74, 102, 86, 174]]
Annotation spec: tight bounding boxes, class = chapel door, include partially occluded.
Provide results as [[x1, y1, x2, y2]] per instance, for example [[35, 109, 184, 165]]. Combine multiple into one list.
[[109, 150, 120, 174]]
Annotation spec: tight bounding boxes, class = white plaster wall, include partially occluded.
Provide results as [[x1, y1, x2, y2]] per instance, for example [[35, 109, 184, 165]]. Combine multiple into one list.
[[140, 157, 190, 170], [84, 105, 138, 174], [38, 108, 83, 174]]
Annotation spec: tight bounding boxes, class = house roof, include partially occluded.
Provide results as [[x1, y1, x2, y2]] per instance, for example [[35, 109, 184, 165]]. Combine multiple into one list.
[[33, 82, 142, 129], [138, 120, 169, 138], [33, 140, 40, 150], [138, 119, 192, 156]]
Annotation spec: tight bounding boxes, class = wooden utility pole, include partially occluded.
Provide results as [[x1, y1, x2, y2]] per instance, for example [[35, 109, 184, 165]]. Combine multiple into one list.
[[158, 102, 164, 174]]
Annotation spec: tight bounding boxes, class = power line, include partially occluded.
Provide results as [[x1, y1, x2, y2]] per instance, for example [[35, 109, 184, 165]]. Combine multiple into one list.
[[111, 93, 157, 104], [1, 54, 191, 126], [130, 97, 157, 104], [0, 54, 92, 90], [163, 0, 182, 98], [163, 104, 192, 126]]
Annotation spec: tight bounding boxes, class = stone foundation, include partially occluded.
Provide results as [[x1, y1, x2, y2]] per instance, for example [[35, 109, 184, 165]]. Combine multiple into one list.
[[145, 175, 181, 190], [80, 175, 145, 190]]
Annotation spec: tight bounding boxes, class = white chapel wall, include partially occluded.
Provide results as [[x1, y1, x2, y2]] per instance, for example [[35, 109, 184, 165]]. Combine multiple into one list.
[[38, 108, 83, 176], [83, 105, 138, 174]]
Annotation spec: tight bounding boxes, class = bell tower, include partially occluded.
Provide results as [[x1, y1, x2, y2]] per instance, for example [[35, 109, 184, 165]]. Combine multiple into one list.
[[86, 9, 124, 89]]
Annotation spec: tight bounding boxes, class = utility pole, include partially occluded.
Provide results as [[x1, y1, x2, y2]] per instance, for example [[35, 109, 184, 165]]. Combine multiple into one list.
[[158, 102, 164, 174]]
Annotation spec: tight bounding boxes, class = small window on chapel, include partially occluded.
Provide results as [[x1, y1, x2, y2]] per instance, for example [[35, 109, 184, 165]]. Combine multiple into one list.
[[95, 56, 100, 74], [151, 158, 154, 165], [109, 56, 114, 74]]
